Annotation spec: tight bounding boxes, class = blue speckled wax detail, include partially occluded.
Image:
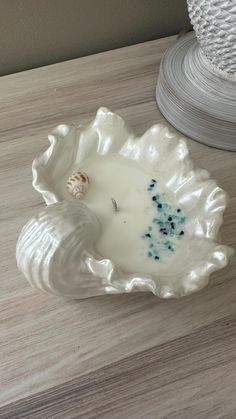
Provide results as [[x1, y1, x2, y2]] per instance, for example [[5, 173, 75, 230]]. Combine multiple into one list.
[[142, 179, 186, 261]]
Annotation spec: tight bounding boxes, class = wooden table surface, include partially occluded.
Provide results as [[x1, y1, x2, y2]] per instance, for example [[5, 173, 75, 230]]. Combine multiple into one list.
[[0, 35, 236, 419]]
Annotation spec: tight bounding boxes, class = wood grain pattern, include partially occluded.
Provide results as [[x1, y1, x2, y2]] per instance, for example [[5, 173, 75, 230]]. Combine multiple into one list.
[[0, 35, 236, 418]]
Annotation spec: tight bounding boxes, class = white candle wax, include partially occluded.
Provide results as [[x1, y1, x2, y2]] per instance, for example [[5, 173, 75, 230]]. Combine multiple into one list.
[[77, 153, 187, 276]]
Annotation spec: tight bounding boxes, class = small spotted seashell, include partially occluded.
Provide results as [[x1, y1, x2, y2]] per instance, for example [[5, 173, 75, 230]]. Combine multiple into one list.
[[66, 171, 90, 199]]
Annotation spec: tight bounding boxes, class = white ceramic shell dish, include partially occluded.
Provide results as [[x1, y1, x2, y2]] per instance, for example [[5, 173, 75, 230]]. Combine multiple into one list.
[[16, 107, 233, 299]]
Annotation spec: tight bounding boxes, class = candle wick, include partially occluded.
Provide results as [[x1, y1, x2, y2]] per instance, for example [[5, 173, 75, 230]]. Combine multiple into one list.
[[111, 197, 119, 212]]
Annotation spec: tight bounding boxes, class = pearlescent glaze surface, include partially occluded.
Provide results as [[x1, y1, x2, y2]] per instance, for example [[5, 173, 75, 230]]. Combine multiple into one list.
[[16, 108, 233, 299]]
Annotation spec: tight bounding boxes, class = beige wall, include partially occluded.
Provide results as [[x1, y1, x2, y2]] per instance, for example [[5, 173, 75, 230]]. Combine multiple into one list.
[[0, 0, 190, 76]]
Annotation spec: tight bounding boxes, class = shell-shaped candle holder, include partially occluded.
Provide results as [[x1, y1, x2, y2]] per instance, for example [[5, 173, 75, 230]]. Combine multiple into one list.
[[16, 108, 233, 299]]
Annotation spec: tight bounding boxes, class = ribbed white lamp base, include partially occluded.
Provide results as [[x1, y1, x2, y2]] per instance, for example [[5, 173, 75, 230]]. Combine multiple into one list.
[[156, 32, 236, 151]]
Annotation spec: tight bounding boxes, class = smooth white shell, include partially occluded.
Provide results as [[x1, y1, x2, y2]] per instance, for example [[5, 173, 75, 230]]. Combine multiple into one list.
[[17, 107, 234, 299]]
